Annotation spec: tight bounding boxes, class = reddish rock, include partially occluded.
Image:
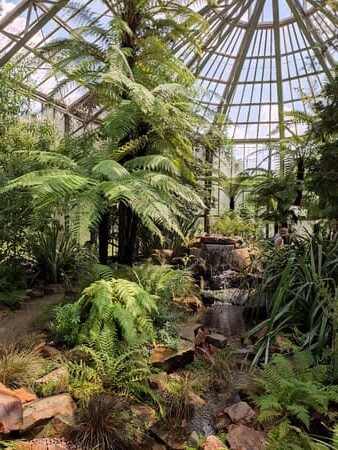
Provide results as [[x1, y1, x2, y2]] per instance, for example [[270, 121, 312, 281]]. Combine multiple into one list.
[[0, 392, 23, 432], [227, 424, 267, 449], [231, 248, 251, 272], [22, 394, 76, 431], [0, 383, 37, 404], [225, 401, 256, 424], [14, 438, 74, 450], [195, 327, 209, 346], [202, 435, 227, 450], [36, 367, 68, 385], [195, 346, 215, 364]]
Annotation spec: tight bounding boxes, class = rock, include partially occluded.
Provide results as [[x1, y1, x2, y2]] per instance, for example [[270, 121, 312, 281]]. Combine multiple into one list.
[[189, 247, 202, 258], [230, 248, 251, 272], [151, 343, 194, 373], [36, 367, 68, 385], [150, 425, 188, 449], [151, 249, 173, 264], [227, 424, 267, 449], [190, 431, 199, 445], [174, 295, 203, 311], [202, 435, 227, 450], [0, 392, 23, 432], [131, 404, 156, 428], [26, 289, 45, 299], [39, 345, 63, 359], [195, 327, 209, 346], [37, 413, 75, 438], [0, 383, 36, 404], [195, 346, 215, 364], [187, 391, 206, 408], [224, 401, 256, 424], [206, 333, 227, 348], [22, 394, 76, 431], [14, 438, 75, 450], [179, 322, 203, 343]]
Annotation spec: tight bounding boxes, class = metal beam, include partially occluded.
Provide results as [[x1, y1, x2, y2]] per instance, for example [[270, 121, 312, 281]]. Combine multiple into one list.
[[0, 0, 69, 68], [273, 0, 285, 173], [217, 0, 266, 116], [0, 0, 31, 30], [292, 0, 335, 66], [186, 0, 254, 69], [193, 0, 256, 76], [286, 0, 334, 81]]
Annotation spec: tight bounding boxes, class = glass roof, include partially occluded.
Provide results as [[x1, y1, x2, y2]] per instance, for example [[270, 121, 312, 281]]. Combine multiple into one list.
[[0, 0, 337, 145]]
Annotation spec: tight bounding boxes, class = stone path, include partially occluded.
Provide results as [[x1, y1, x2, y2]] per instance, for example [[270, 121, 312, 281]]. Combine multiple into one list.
[[0, 294, 64, 344]]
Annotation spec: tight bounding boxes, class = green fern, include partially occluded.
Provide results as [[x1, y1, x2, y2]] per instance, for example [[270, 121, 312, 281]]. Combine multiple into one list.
[[253, 352, 338, 430], [53, 277, 157, 346]]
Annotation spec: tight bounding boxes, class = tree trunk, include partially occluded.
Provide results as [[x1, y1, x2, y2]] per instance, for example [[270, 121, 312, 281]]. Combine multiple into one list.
[[98, 211, 110, 265], [295, 157, 305, 207], [229, 196, 235, 211], [204, 146, 213, 234], [118, 202, 138, 265]]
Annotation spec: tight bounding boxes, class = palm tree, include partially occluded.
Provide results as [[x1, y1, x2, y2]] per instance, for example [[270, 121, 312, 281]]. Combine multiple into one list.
[[39, 0, 208, 264], [218, 174, 249, 211]]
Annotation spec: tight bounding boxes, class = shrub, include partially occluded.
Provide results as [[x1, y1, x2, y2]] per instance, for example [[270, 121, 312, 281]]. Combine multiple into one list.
[[70, 393, 134, 450], [0, 343, 45, 388], [67, 360, 103, 405], [52, 277, 157, 346], [163, 375, 197, 423], [211, 211, 260, 238]]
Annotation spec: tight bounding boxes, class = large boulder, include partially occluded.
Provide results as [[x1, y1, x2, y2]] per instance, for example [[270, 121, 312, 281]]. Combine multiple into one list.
[[0, 383, 36, 404], [22, 394, 76, 431], [227, 424, 266, 449], [0, 392, 23, 432], [230, 248, 251, 272]]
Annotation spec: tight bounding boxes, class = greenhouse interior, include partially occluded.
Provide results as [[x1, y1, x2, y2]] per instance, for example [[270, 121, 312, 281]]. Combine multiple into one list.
[[1, 0, 338, 449]]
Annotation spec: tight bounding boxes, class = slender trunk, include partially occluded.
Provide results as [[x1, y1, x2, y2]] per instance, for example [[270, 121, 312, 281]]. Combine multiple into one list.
[[98, 211, 110, 265], [118, 202, 138, 265], [229, 196, 235, 211], [204, 146, 213, 234], [295, 158, 305, 207]]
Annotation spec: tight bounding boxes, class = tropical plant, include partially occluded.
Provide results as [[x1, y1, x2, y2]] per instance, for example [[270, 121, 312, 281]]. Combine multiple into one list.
[[248, 234, 338, 371], [70, 393, 134, 450], [53, 277, 157, 346], [211, 211, 260, 238], [249, 170, 297, 232], [34, 0, 209, 265]]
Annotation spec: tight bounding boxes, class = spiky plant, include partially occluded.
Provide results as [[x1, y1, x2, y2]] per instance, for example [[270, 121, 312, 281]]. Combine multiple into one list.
[[70, 393, 135, 450]]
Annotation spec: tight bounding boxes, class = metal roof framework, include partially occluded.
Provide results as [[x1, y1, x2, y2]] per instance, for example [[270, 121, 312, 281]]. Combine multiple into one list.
[[0, 0, 337, 158]]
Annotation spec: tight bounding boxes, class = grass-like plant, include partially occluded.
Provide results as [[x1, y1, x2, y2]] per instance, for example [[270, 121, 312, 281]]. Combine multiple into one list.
[[0, 343, 45, 388], [70, 393, 134, 450], [249, 234, 338, 371]]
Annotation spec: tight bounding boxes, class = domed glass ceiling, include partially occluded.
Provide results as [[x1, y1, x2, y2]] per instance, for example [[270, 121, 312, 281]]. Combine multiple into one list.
[[0, 0, 337, 154]]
